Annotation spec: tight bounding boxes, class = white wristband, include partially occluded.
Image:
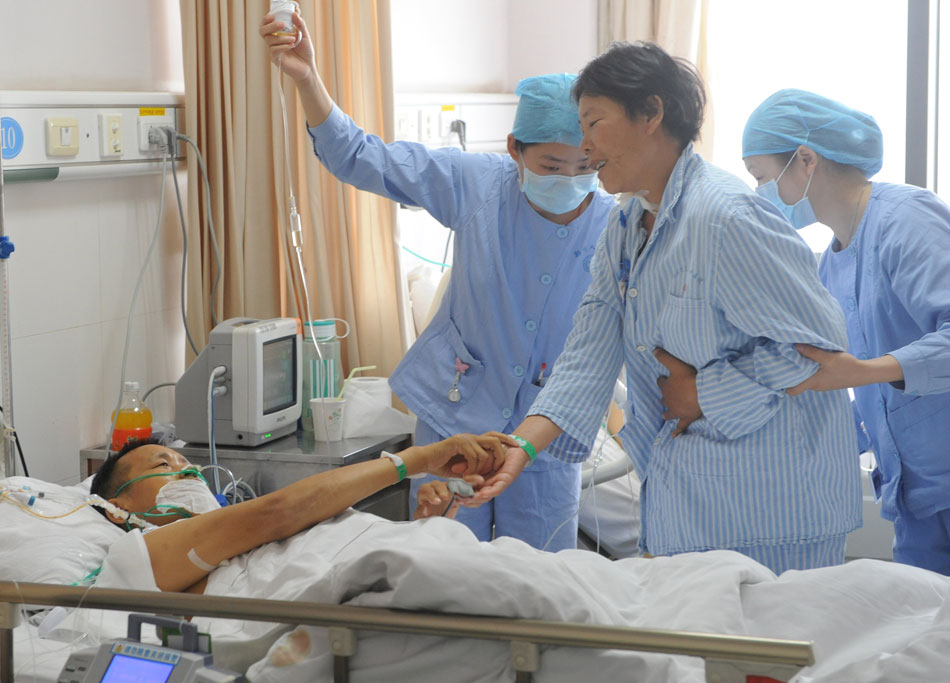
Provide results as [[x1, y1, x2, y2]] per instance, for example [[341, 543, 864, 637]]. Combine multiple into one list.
[[379, 451, 426, 481]]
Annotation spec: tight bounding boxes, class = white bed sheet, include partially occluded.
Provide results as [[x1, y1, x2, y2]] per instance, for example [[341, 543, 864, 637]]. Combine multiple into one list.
[[27, 509, 950, 683], [13, 620, 76, 682]]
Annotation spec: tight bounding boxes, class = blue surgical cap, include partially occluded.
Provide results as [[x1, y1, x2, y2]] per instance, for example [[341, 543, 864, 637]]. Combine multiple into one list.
[[511, 74, 583, 146], [742, 89, 884, 178]]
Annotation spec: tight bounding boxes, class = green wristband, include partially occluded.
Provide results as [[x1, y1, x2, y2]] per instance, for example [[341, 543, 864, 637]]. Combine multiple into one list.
[[380, 451, 408, 481], [509, 434, 537, 462]]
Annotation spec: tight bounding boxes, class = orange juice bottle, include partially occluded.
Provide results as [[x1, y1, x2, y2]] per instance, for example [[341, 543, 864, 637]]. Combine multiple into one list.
[[111, 381, 153, 451]]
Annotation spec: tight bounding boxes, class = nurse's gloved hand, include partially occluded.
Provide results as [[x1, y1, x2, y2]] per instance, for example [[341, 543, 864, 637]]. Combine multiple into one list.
[[474, 447, 531, 501], [260, 11, 316, 83]]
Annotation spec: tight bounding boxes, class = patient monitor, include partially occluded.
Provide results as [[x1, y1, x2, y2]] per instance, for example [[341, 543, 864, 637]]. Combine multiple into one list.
[[175, 317, 302, 447], [58, 614, 244, 682]]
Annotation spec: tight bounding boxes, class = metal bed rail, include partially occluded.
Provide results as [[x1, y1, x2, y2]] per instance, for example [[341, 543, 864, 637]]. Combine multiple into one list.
[[0, 581, 814, 683]]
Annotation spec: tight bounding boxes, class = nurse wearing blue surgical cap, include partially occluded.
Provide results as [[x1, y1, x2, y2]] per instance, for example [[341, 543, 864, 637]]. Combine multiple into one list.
[[261, 13, 615, 551], [743, 89, 950, 575]]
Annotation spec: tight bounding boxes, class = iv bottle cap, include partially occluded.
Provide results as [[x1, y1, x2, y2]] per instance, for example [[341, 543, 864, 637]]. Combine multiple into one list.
[[123, 381, 141, 391], [305, 319, 337, 340]]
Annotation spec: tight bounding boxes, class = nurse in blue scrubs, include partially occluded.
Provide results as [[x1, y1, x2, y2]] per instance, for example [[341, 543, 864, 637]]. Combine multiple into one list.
[[743, 89, 950, 575], [261, 13, 616, 550]]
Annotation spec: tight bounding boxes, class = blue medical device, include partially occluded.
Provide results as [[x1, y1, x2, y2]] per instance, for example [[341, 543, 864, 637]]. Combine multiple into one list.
[[57, 614, 245, 682]]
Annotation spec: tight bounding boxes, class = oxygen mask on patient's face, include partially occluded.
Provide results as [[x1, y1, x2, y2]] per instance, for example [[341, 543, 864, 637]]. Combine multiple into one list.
[[155, 477, 221, 517], [112, 467, 220, 525]]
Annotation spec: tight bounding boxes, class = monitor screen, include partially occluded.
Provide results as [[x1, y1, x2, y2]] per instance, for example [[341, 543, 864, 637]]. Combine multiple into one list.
[[263, 335, 297, 415], [101, 653, 174, 683]]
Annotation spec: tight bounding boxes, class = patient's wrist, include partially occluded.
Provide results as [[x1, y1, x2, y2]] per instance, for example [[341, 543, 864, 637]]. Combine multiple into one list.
[[394, 447, 428, 479]]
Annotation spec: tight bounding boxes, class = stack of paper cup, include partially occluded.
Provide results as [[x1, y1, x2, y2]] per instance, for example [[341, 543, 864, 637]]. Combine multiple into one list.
[[310, 397, 344, 442]]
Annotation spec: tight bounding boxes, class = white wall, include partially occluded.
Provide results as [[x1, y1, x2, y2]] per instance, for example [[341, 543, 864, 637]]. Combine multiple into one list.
[[391, 0, 598, 93], [390, 0, 599, 301], [505, 0, 599, 89], [0, 0, 185, 484]]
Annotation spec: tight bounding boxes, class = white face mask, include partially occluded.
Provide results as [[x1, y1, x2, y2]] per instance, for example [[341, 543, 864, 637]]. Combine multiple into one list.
[[155, 477, 221, 517], [520, 166, 600, 215]]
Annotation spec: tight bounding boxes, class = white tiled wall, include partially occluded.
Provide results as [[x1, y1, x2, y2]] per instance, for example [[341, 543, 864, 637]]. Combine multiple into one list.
[[3, 173, 185, 484], [0, 0, 184, 484]]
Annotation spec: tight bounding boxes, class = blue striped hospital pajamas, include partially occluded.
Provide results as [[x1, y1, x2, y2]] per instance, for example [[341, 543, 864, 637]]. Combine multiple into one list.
[[530, 145, 861, 574]]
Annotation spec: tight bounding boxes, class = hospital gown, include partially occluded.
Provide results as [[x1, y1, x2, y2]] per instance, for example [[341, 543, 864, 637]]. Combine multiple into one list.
[[307, 106, 616, 550], [819, 183, 950, 570], [529, 143, 862, 567]]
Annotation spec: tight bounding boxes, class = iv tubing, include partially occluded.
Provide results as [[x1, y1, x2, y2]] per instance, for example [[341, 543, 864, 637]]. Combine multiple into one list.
[[275, 50, 333, 443]]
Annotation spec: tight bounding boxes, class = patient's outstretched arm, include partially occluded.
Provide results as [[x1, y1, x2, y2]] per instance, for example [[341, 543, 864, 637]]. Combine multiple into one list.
[[145, 433, 512, 592]]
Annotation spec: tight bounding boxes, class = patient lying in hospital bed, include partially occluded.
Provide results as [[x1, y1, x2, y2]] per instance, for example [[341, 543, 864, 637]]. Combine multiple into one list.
[[5, 437, 950, 682]]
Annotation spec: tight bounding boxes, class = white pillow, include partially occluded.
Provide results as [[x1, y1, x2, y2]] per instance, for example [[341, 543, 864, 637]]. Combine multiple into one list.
[[0, 476, 125, 585]]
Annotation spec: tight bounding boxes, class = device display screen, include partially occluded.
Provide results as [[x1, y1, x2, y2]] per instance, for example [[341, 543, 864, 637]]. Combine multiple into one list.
[[101, 653, 174, 683], [263, 335, 297, 415]]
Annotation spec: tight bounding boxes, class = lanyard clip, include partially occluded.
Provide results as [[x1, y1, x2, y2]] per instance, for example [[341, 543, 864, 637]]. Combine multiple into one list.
[[448, 357, 469, 403]]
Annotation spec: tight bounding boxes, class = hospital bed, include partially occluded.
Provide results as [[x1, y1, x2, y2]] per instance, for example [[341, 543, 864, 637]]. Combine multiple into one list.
[[1, 582, 815, 683], [4, 474, 950, 683]]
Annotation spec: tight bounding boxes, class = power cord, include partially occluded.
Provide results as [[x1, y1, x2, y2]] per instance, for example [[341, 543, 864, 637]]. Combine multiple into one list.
[[449, 119, 467, 151], [206, 365, 228, 493], [169, 146, 199, 356], [174, 131, 223, 327]]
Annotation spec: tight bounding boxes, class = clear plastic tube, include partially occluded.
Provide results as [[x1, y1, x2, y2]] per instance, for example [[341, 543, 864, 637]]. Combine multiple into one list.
[[275, 50, 333, 442]]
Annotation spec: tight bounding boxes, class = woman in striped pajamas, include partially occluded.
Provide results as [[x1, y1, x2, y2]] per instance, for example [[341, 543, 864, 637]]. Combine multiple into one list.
[[476, 42, 862, 575]]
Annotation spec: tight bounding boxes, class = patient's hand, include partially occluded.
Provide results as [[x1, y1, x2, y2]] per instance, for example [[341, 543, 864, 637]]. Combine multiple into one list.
[[415, 476, 484, 519], [423, 431, 515, 478]]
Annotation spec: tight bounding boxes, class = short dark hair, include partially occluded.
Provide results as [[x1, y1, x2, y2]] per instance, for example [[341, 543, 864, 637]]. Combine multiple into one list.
[[573, 41, 706, 146], [513, 139, 538, 156], [90, 436, 165, 504]]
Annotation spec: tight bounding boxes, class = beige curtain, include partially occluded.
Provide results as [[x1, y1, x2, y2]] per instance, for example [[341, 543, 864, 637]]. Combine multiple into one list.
[[597, 0, 714, 159], [179, 0, 404, 379]]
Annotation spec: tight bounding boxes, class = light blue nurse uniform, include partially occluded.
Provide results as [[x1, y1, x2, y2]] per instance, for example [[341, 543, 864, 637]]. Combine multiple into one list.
[[307, 105, 616, 550], [528, 144, 861, 574], [820, 182, 950, 574]]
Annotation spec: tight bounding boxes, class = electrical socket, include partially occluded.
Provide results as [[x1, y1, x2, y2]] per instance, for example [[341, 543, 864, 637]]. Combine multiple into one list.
[[98, 113, 123, 157], [137, 115, 174, 152], [419, 107, 440, 143], [395, 107, 418, 141], [439, 105, 458, 138]]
